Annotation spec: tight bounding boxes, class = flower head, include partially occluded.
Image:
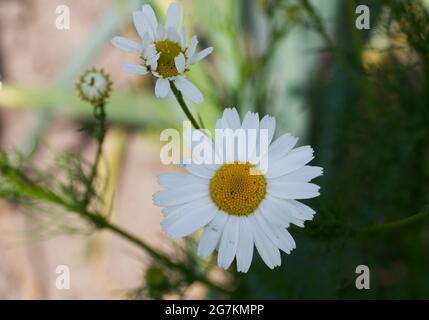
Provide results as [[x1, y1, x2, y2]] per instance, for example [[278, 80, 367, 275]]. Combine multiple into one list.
[[153, 108, 323, 272], [111, 2, 213, 104], [76, 67, 112, 105]]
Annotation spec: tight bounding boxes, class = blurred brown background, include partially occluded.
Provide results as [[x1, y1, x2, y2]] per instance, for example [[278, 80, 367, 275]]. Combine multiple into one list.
[[0, 0, 192, 299]]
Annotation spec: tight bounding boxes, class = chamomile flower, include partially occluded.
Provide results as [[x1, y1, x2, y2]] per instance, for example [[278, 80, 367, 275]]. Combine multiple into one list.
[[111, 2, 213, 104], [153, 108, 323, 272], [76, 68, 112, 105]]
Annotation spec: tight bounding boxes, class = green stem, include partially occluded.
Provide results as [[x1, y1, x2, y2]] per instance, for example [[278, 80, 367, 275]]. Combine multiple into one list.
[[104, 221, 231, 294], [170, 82, 202, 130], [357, 207, 429, 235], [83, 104, 106, 206], [0, 160, 231, 295], [299, 0, 366, 91]]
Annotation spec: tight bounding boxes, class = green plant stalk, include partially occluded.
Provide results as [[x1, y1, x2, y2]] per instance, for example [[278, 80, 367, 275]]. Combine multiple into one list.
[[299, 0, 366, 92], [0, 160, 231, 295], [357, 208, 429, 236], [83, 104, 106, 207], [103, 222, 231, 295], [170, 82, 202, 130]]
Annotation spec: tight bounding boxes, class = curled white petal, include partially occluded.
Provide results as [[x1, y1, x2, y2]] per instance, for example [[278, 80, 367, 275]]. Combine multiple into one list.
[[217, 216, 240, 270], [165, 2, 181, 29], [133, 11, 153, 41], [186, 36, 198, 63], [175, 53, 186, 74], [111, 37, 142, 54], [198, 212, 228, 258], [141, 4, 158, 35], [190, 47, 213, 65], [174, 76, 203, 104], [154, 78, 170, 98], [121, 64, 147, 75]]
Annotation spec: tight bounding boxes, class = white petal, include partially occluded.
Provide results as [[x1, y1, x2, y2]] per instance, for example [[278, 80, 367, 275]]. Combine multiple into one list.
[[262, 196, 306, 227], [241, 112, 259, 161], [146, 52, 160, 66], [153, 184, 208, 206], [236, 217, 254, 273], [175, 53, 186, 73], [215, 118, 227, 130], [143, 43, 157, 59], [186, 164, 216, 179], [272, 165, 323, 183], [222, 108, 241, 130], [267, 133, 298, 163], [273, 224, 296, 250], [217, 216, 240, 270], [268, 182, 320, 200], [162, 196, 211, 220], [198, 211, 228, 258], [141, 4, 158, 35], [157, 173, 207, 188], [133, 11, 153, 41], [180, 12, 186, 48], [184, 128, 220, 168], [154, 78, 170, 98], [259, 115, 276, 145], [241, 111, 259, 130], [254, 210, 294, 254], [121, 64, 147, 75], [166, 27, 180, 43], [291, 199, 316, 219], [156, 24, 167, 40], [249, 215, 281, 269], [266, 146, 314, 179], [186, 36, 198, 63], [162, 201, 218, 239], [259, 198, 291, 227], [174, 76, 203, 104], [272, 194, 313, 220], [165, 2, 181, 29], [111, 36, 142, 54], [162, 204, 182, 217], [190, 47, 213, 64]]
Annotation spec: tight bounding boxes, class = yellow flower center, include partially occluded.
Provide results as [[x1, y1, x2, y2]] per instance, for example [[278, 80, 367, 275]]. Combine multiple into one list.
[[154, 40, 182, 78], [210, 162, 267, 216]]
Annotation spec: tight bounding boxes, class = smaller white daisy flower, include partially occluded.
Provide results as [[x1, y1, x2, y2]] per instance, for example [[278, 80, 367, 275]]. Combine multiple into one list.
[[154, 108, 323, 273], [111, 2, 213, 104], [76, 68, 112, 105]]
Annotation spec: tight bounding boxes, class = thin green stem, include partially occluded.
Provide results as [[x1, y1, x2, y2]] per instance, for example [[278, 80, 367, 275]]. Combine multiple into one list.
[[357, 208, 429, 236], [170, 82, 202, 130], [83, 104, 106, 206], [103, 222, 231, 294], [299, 0, 366, 92], [0, 159, 231, 295]]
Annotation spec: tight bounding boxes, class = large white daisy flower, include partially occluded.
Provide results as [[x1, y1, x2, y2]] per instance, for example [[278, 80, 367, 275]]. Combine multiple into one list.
[[111, 2, 213, 104], [153, 108, 323, 273]]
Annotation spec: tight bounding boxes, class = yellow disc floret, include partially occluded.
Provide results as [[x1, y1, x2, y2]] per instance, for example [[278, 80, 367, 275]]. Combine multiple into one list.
[[154, 40, 183, 78], [210, 162, 267, 216]]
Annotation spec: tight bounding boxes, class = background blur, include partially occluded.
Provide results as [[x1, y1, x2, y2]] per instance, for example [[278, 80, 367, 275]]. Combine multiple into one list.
[[1, 0, 429, 299]]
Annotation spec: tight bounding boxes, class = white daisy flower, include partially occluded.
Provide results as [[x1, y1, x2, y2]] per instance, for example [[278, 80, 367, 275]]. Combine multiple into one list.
[[76, 68, 112, 105], [153, 108, 323, 273], [111, 2, 213, 104]]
